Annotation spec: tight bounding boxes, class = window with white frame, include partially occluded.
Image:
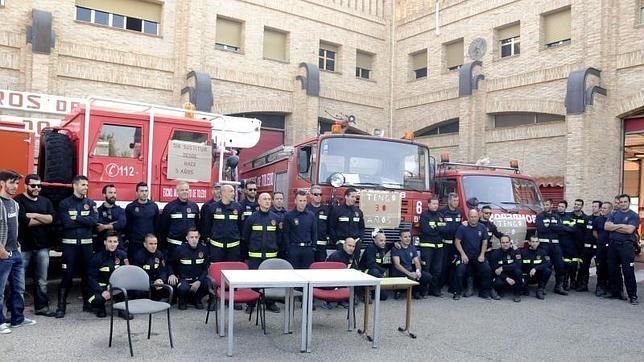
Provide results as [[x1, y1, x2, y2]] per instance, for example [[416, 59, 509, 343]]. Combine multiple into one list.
[[216, 17, 243, 52], [356, 51, 374, 79], [74, 0, 161, 36], [543, 7, 571, 48], [497, 23, 520, 58], [319, 42, 339, 72]]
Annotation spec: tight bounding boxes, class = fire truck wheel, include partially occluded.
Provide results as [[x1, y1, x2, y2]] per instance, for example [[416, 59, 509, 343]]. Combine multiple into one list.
[[41, 130, 74, 183]]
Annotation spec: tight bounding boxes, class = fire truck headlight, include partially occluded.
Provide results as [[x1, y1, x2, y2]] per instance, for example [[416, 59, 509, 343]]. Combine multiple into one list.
[[329, 172, 345, 188]]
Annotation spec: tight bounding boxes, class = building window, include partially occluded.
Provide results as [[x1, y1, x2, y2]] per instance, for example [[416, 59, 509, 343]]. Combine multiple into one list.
[[410, 50, 427, 79], [493, 112, 565, 128], [445, 40, 464, 71], [215, 17, 243, 52], [263, 28, 288, 62], [356, 51, 374, 79], [543, 7, 571, 48], [74, 1, 161, 35], [497, 23, 520, 58], [319, 42, 339, 72], [640, 0, 644, 24], [415, 118, 459, 137]]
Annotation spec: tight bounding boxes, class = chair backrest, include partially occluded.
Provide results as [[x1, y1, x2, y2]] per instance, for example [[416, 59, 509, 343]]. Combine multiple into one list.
[[109, 265, 151, 292], [208, 261, 248, 287], [310, 261, 346, 270], [258, 258, 294, 270]]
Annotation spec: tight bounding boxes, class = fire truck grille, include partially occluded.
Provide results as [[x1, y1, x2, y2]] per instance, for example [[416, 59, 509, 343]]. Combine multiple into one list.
[[361, 222, 413, 247]]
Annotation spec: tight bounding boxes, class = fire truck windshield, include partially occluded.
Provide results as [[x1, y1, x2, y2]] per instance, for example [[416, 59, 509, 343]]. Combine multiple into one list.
[[462, 175, 543, 211], [318, 137, 430, 191]]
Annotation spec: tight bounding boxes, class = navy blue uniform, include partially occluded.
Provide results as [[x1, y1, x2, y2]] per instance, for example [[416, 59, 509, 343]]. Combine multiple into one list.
[[57, 195, 98, 310], [306, 203, 331, 262], [593, 215, 612, 293], [418, 209, 445, 294], [453, 223, 492, 296], [87, 249, 128, 310], [480, 219, 503, 253], [557, 212, 578, 290], [607, 209, 639, 299], [439, 207, 463, 289], [574, 212, 596, 291], [158, 198, 199, 257], [95, 203, 127, 252], [391, 245, 431, 296], [132, 248, 169, 300], [488, 247, 523, 296], [239, 198, 258, 259], [242, 209, 281, 269], [519, 246, 552, 293], [125, 200, 159, 258], [329, 204, 365, 247], [203, 200, 242, 262], [327, 248, 359, 269], [535, 210, 565, 285], [199, 198, 218, 237], [283, 208, 317, 269], [358, 243, 389, 300], [169, 242, 210, 303]]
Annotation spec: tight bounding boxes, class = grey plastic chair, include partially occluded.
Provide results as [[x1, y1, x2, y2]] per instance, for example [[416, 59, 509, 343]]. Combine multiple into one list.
[[256, 258, 302, 334], [108, 265, 174, 357]]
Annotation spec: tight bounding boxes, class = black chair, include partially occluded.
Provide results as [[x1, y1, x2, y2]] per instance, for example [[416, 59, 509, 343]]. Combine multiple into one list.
[[108, 265, 174, 357]]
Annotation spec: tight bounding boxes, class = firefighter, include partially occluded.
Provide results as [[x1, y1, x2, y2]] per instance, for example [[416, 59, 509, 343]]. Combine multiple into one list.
[[440, 192, 464, 291], [199, 182, 221, 238], [87, 231, 131, 319], [605, 194, 639, 305], [391, 230, 432, 299], [418, 197, 446, 297], [358, 230, 389, 300], [573, 199, 598, 292], [556, 200, 578, 292], [535, 199, 567, 295], [95, 184, 127, 253], [270, 191, 287, 222], [479, 205, 503, 254], [329, 187, 365, 251], [202, 184, 242, 263], [55, 175, 98, 319], [306, 185, 330, 262], [242, 192, 281, 313], [325, 237, 360, 309], [488, 235, 522, 302], [593, 202, 614, 297], [453, 209, 492, 300], [519, 235, 552, 299], [283, 191, 317, 269], [131, 233, 169, 301], [125, 182, 159, 260], [239, 180, 259, 260], [158, 181, 200, 259], [167, 228, 210, 310]]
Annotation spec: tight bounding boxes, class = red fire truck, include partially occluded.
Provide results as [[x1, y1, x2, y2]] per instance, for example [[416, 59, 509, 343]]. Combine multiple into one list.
[[241, 125, 543, 248], [1, 96, 261, 206]]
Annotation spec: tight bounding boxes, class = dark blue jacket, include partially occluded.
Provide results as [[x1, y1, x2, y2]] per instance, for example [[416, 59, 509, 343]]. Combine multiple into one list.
[[87, 249, 128, 293], [202, 200, 242, 243], [519, 246, 551, 274], [158, 198, 199, 244], [488, 247, 521, 280], [132, 248, 167, 283], [419, 210, 445, 244], [59, 195, 98, 241], [535, 211, 561, 241], [455, 223, 488, 258], [327, 248, 358, 269], [96, 203, 127, 242], [557, 212, 577, 244], [359, 243, 388, 276], [243, 209, 281, 259], [169, 242, 208, 281], [306, 203, 330, 245], [439, 207, 463, 241], [125, 200, 159, 243], [329, 203, 365, 242], [283, 208, 317, 246]]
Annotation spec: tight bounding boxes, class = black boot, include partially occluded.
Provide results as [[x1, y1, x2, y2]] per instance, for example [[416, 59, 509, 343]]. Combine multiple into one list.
[[575, 273, 588, 292], [55, 288, 67, 319], [595, 284, 606, 297], [562, 272, 570, 291], [463, 277, 474, 298], [536, 288, 545, 300], [554, 277, 568, 296]]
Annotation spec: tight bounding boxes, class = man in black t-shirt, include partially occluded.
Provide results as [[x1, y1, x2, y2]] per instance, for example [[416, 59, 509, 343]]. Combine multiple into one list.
[[15, 174, 56, 317]]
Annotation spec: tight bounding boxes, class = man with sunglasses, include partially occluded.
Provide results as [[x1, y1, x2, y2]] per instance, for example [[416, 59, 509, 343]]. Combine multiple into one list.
[[479, 205, 503, 254], [239, 180, 259, 260], [306, 185, 330, 262], [14, 174, 56, 317]]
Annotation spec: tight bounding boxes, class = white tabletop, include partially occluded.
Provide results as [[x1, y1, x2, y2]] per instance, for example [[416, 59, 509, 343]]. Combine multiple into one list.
[[294, 268, 381, 287], [221, 269, 309, 288]]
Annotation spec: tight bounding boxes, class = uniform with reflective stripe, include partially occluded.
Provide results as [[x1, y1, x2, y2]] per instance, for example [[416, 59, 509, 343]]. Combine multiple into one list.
[[131, 248, 167, 283], [439, 207, 463, 242], [243, 209, 281, 259], [306, 203, 330, 246], [169, 242, 209, 281], [58, 195, 98, 242], [536, 211, 561, 243], [419, 209, 445, 246], [158, 198, 200, 248], [358, 243, 388, 276], [87, 249, 128, 295], [202, 199, 242, 247], [329, 203, 364, 244]]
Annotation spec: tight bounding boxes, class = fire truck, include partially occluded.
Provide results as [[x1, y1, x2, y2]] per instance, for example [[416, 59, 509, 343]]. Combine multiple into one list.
[[1, 96, 261, 206], [241, 124, 543, 248]]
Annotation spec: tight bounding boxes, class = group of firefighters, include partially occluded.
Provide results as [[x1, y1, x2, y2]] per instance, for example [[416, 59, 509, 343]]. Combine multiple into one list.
[[2, 171, 640, 326]]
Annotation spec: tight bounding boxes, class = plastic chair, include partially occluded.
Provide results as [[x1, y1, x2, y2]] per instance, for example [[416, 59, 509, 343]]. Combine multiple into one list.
[[108, 265, 174, 357], [256, 258, 302, 334], [204, 262, 262, 331], [310, 261, 356, 329]]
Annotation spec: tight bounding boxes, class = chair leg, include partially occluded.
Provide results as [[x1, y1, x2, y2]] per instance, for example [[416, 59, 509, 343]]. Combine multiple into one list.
[[126, 311, 134, 357], [167, 308, 174, 349], [205, 298, 210, 324], [108, 304, 114, 348], [214, 297, 218, 333], [148, 314, 152, 340], [255, 296, 261, 326]]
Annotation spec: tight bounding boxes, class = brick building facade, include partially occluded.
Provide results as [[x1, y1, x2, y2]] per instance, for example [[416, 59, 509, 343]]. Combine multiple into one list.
[[1, 0, 644, 207]]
